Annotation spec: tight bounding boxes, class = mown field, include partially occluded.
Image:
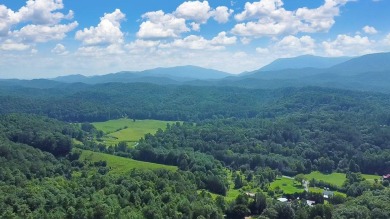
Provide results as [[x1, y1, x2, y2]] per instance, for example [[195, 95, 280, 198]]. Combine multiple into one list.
[[79, 150, 178, 174], [305, 171, 381, 187], [270, 177, 304, 195], [92, 118, 178, 146]]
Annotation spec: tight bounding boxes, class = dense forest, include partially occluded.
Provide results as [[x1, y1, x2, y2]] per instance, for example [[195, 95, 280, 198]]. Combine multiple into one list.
[[1, 83, 390, 218]]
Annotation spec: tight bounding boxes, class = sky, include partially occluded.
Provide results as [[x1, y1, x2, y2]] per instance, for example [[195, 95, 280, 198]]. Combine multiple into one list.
[[0, 0, 389, 79]]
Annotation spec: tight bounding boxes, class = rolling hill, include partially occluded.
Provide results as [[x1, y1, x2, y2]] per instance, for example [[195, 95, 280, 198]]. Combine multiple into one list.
[[256, 55, 351, 72], [53, 65, 231, 84]]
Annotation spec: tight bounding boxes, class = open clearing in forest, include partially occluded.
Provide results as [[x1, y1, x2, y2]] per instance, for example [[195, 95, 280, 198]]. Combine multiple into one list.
[[92, 118, 178, 146], [79, 150, 178, 174], [270, 177, 304, 194], [304, 171, 381, 187]]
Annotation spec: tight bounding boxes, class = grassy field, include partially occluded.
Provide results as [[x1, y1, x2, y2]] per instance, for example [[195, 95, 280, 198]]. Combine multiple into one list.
[[305, 171, 346, 187], [362, 173, 381, 182], [305, 171, 381, 187], [79, 150, 177, 174], [270, 177, 304, 194], [92, 118, 178, 146], [309, 187, 347, 197]]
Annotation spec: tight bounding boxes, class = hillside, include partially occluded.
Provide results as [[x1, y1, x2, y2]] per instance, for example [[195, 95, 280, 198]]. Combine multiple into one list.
[[329, 52, 390, 75], [257, 55, 351, 72], [53, 65, 231, 84]]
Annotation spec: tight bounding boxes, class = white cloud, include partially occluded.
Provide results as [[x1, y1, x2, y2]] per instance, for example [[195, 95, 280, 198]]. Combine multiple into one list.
[[253, 35, 316, 58], [0, 0, 77, 50], [0, 5, 17, 36], [137, 10, 189, 39], [211, 32, 237, 45], [125, 39, 160, 54], [16, 0, 73, 25], [382, 33, 390, 46], [161, 35, 222, 50], [232, 0, 350, 37], [13, 22, 78, 43], [137, 1, 233, 37], [362, 25, 378, 34], [174, 1, 212, 23], [213, 6, 234, 23], [160, 32, 236, 50], [322, 34, 373, 56], [276, 35, 316, 54], [256, 47, 269, 54], [190, 22, 201, 31], [77, 44, 125, 56], [51, 43, 68, 55], [0, 40, 30, 51], [240, 37, 252, 45], [75, 9, 125, 45]]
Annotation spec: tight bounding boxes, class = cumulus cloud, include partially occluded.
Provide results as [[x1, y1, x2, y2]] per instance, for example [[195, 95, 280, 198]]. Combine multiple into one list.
[[254, 35, 316, 58], [75, 9, 125, 45], [174, 1, 213, 23], [76, 44, 125, 56], [125, 39, 160, 54], [175, 1, 233, 24], [322, 34, 374, 56], [0, 0, 77, 50], [213, 6, 234, 23], [382, 33, 390, 46], [0, 40, 30, 51], [137, 1, 233, 38], [160, 32, 236, 50], [51, 43, 68, 55], [211, 32, 237, 45], [232, 0, 350, 37], [16, 0, 73, 25], [190, 22, 201, 31], [13, 22, 78, 43], [255, 47, 269, 54], [362, 25, 378, 34], [276, 35, 316, 54], [137, 10, 189, 39]]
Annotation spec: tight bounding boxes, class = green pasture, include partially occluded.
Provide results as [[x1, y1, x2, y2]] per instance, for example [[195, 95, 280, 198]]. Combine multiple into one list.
[[79, 150, 177, 174], [92, 118, 178, 146], [270, 177, 304, 194], [305, 171, 381, 187]]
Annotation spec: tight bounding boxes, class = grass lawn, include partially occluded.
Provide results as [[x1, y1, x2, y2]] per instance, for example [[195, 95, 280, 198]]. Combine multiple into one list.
[[309, 187, 347, 197], [305, 171, 346, 187], [79, 150, 177, 174], [305, 171, 381, 187], [92, 118, 178, 146], [270, 177, 304, 194], [362, 173, 381, 183]]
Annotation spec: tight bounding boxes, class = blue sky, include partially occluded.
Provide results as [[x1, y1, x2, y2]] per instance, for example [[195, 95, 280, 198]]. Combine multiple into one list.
[[0, 0, 389, 78]]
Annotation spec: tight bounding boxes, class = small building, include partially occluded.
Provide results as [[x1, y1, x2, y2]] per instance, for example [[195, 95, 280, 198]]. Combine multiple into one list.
[[383, 174, 390, 180], [323, 190, 334, 199], [306, 200, 315, 207], [277, 197, 288, 202], [245, 192, 255, 198]]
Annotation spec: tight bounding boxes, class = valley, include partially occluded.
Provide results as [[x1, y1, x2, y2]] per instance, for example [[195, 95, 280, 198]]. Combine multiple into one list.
[[0, 52, 390, 219]]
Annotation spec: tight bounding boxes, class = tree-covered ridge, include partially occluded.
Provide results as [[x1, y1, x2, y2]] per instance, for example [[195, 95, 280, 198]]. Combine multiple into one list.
[[0, 114, 225, 218], [1, 84, 390, 218], [0, 83, 278, 122], [135, 94, 390, 175], [0, 114, 81, 156]]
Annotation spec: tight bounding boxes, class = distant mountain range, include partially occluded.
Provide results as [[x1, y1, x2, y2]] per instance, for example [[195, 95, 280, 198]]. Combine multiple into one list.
[[1, 52, 390, 93], [257, 55, 351, 72], [53, 65, 231, 84]]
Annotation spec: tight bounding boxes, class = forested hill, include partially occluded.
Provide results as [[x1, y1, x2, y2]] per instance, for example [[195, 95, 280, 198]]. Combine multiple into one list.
[[1, 83, 390, 123], [1, 83, 390, 218]]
